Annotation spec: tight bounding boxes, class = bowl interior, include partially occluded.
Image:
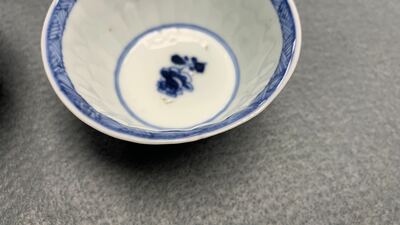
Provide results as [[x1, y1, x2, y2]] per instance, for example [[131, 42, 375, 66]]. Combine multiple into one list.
[[43, 0, 298, 143], [60, 0, 283, 131]]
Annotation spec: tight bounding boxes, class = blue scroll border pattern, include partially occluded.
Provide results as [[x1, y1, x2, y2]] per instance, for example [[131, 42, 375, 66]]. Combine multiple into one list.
[[45, 0, 297, 140]]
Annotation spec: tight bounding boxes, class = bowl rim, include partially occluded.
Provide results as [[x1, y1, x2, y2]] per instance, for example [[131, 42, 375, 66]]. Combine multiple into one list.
[[41, 0, 302, 145]]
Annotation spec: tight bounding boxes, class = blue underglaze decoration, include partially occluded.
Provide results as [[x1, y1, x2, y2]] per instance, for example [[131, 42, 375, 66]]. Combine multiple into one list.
[[114, 24, 239, 130], [157, 55, 206, 97], [45, 0, 297, 140]]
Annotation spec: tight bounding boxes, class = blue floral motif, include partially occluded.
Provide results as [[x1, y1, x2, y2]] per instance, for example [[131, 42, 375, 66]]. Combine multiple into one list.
[[157, 55, 207, 97], [45, 0, 297, 140]]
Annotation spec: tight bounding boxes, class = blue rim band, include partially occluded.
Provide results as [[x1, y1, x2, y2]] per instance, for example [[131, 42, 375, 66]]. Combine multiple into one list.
[[45, 0, 297, 140]]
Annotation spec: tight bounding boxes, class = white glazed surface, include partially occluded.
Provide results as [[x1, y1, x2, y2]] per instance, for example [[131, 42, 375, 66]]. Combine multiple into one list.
[[42, 0, 302, 144], [118, 27, 238, 129], [62, 0, 282, 130]]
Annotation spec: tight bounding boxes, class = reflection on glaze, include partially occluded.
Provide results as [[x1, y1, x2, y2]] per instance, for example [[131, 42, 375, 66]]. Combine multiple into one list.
[[157, 54, 207, 97]]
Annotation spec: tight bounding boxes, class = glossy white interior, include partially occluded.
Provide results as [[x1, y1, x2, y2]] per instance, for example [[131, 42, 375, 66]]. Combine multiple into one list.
[[62, 0, 283, 130], [118, 27, 238, 129]]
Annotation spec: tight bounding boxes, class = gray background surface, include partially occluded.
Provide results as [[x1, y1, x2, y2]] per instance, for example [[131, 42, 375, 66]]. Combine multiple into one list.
[[1, 0, 400, 224]]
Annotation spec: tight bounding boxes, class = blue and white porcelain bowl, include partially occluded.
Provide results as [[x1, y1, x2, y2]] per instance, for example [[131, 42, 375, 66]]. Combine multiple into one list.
[[41, 0, 301, 144]]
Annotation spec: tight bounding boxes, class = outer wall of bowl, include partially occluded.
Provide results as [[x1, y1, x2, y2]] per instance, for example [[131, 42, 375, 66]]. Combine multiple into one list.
[[41, 0, 302, 145]]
